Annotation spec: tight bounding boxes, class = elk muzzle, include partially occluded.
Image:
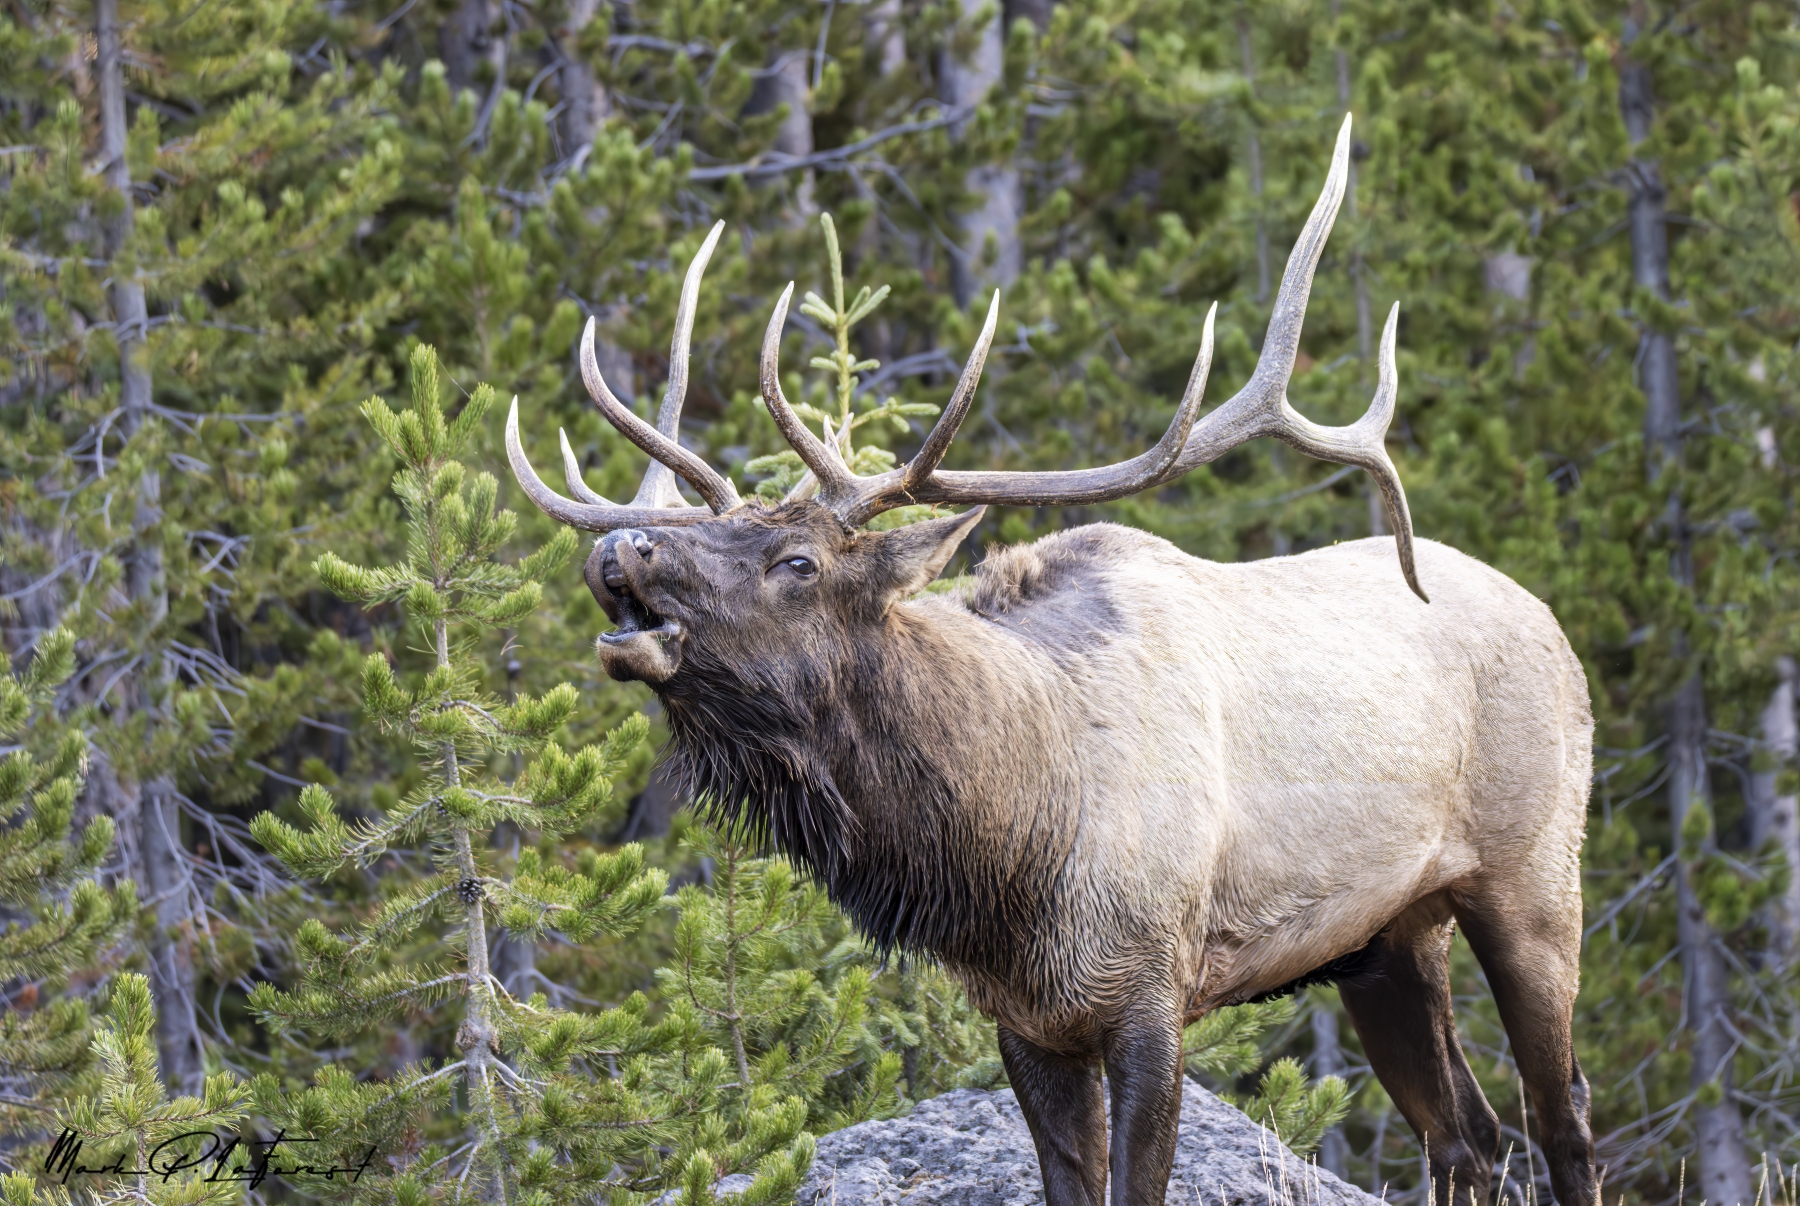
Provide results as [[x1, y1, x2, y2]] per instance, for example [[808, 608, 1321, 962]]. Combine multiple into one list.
[[588, 530, 684, 684]]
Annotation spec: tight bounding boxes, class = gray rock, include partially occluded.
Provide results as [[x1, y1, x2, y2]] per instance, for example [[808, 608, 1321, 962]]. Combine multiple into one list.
[[796, 1082, 1379, 1205]]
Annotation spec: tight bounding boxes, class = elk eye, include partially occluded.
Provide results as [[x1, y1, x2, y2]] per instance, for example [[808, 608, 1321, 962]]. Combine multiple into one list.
[[786, 556, 817, 577]]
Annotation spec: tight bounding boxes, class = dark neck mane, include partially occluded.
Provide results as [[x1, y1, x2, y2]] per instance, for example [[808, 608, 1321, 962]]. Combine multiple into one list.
[[658, 607, 1057, 972]]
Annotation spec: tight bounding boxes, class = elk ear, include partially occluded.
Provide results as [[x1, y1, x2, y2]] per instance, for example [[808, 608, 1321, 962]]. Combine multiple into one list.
[[863, 506, 986, 604]]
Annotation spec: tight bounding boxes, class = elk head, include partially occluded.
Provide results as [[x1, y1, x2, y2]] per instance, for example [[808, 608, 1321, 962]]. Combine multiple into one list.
[[505, 116, 1426, 694]]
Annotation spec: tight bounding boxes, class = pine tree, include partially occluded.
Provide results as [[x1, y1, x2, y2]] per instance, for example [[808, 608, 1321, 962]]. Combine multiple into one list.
[[246, 346, 758, 1204], [661, 829, 903, 1134], [871, 956, 1005, 1103], [22, 974, 249, 1206], [1182, 997, 1349, 1157], [0, 629, 136, 1140], [1, 0, 410, 1092]]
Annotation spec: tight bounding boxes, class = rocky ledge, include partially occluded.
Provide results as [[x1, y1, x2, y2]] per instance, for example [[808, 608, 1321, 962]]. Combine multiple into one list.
[[795, 1081, 1380, 1206]]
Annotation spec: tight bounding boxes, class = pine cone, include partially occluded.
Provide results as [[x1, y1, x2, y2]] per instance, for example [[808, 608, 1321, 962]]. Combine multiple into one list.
[[456, 877, 485, 904]]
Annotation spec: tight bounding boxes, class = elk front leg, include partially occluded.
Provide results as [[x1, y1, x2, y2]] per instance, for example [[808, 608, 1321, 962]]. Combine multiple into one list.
[[1102, 1006, 1185, 1206], [998, 1025, 1108, 1206]]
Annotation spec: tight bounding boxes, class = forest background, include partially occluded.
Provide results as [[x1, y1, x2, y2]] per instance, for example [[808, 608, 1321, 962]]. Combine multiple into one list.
[[3, 0, 1800, 1202]]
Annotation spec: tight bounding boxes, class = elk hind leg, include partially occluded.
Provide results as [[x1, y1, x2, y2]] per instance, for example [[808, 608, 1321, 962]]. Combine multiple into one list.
[[1456, 874, 1596, 1206], [998, 1025, 1108, 1206], [1338, 896, 1499, 1205]]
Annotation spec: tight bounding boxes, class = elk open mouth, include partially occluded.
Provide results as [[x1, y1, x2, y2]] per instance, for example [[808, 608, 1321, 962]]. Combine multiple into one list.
[[599, 582, 681, 646], [591, 538, 683, 684]]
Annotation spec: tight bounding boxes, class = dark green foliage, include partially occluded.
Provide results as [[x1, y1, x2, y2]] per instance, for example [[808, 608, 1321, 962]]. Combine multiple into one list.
[[1183, 998, 1348, 1157], [0, 630, 137, 1136], [662, 829, 903, 1133], [19, 0, 1798, 1200], [245, 349, 725, 1205], [51, 974, 251, 1206]]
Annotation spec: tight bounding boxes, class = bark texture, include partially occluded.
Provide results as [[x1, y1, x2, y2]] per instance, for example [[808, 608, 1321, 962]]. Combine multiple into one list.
[[557, 0, 612, 164], [940, 0, 1023, 305], [442, 0, 507, 139], [744, 50, 815, 219], [1668, 672, 1754, 1206], [97, 0, 204, 1097], [1751, 658, 1800, 961], [1619, 52, 1681, 470], [1620, 25, 1752, 1200]]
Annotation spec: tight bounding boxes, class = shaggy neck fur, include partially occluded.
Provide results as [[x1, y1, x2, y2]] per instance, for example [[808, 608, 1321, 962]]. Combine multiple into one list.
[[659, 597, 1075, 976]]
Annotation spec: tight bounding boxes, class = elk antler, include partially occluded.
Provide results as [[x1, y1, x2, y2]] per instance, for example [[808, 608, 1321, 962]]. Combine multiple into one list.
[[756, 114, 1426, 601], [505, 221, 741, 531], [760, 287, 1212, 527]]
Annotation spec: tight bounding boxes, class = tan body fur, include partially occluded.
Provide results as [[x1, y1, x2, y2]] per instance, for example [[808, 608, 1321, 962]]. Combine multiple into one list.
[[887, 528, 1591, 1058]]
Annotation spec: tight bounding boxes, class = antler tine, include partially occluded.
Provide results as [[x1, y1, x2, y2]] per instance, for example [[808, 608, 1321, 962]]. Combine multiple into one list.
[[1253, 113, 1351, 407], [759, 286, 1009, 528], [903, 289, 999, 492], [1159, 114, 1354, 477], [890, 303, 1215, 511], [1145, 114, 1426, 600], [505, 398, 713, 531], [760, 282, 858, 498], [634, 220, 727, 509], [737, 116, 1424, 595], [558, 429, 614, 506], [1272, 304, 1426, 601], [580, 315, 740, 514], [1152, 111, 1353, 475]]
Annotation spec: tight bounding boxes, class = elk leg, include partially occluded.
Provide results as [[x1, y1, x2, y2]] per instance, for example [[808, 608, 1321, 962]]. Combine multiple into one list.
[[1456, 888, 1597, 1206], [1101, 1009, 1184, 1206], [1338, 899, 1498, 1205], [998, 1025, 1108, 1206]]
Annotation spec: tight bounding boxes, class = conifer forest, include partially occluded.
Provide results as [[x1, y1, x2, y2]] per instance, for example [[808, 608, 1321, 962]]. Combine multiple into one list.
[[4, 0, 1800, 1201]]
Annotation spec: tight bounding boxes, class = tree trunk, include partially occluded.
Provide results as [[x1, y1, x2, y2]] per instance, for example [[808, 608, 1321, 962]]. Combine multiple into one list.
[[1621, 22, 1753, 1201], [744, 50, 815, 221], [1669, 671, 1754, 1206], [97, 0, 203, 1097], [867, 0, 907, 77], [1619, 50, 1680, 472], [1328, 0, 1382, 538], [1308, 991, 1350, 1180], [442, 0, 507, 138], [940, 0, 1021, 305], [139, 783, 204, 1094], [440, 619, 505, 1204], [1750, 658, 1800, 962], [557, 0, 612, 165], [97, 0, 149, 422], [556, 0, 633, 438], [1237, 8, 1268, 305]]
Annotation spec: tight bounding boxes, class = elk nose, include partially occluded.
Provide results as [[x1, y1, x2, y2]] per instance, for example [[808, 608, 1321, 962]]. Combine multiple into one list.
[[602, 529, 655, 590]]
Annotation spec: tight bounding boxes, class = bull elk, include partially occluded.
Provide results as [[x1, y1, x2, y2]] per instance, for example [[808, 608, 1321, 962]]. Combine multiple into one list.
[[505, 116, 1597, 1206]]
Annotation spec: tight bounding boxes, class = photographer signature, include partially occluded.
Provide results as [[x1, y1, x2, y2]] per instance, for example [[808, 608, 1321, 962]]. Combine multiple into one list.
[[44, 1128, 379, 1188]]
